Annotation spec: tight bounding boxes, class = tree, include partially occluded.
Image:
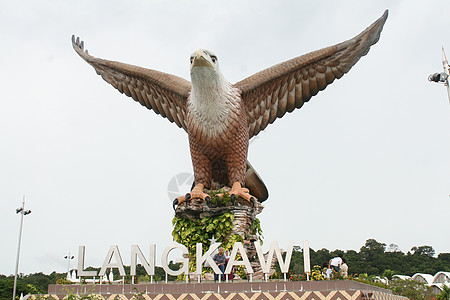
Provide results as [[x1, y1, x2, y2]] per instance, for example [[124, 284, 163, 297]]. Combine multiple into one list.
[[386, 244, 400, 252], [360, 239, 386, 257], [438, 253, 450, 263], [411, 246, 436, 258], [389, 279, 434, 300], [382, 269, 395, 282], [437, 284, 450, 300], [359, 239, 387, 274]]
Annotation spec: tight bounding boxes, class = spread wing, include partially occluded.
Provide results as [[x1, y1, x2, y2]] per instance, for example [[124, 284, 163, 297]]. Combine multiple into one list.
[[72, 35, 191, 130], [235, 10, 388, 139]]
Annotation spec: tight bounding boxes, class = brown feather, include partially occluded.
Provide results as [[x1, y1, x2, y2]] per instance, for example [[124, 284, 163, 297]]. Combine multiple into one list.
[[71, 36, 190, 130], [235, 10, 388, 139]]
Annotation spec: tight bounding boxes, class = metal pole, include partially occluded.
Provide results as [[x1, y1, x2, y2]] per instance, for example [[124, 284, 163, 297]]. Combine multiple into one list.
[[442, 47, 450, 104], [67, 252, 71, 277], [13, 196, 29, 300], [64, 252, 74, 280]]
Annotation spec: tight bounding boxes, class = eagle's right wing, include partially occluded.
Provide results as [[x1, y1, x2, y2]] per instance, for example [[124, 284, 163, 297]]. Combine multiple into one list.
[[235, 10, 388, 139], [72, 36, 191, 131]]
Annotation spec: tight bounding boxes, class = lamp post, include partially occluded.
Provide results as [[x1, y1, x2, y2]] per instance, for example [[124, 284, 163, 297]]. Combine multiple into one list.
[[12, 196, 31, 300], [64, 253, 75, 280]]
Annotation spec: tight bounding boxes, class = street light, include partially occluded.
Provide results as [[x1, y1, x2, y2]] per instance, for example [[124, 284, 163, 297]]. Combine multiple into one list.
[[64, 253, 75, 280], [12, 196, 31, 300], [428, 47, 450, 104]]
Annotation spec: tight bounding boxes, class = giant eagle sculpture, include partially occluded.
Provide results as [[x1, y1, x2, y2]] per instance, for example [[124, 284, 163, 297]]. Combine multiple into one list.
[[72, 10, 388, 209]]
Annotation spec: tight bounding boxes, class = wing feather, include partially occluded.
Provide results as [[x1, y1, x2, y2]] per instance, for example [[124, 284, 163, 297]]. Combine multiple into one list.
[[72, 36, 190, 130], [235, 10, 388, 139]]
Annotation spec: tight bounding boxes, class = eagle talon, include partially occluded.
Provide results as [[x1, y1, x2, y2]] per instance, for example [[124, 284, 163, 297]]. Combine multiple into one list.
[[230, 194, 236, 205], [172, 199, 179, 211], [230, 182, 257, 207], [185, 193, 191, 201]]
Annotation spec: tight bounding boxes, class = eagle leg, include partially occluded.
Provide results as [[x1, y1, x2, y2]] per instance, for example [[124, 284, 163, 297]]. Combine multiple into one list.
[[229, 182, 256, 206], [172, 183, 211, 210], [187, 183, 211, 202]]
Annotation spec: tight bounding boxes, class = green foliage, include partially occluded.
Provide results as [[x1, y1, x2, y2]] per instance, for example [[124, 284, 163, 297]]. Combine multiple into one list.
[[172, 212, 235, 256], [172, 212, 238, 277], [208, 188, 233, 206], [389, 279, 435, 300], [249, 218, 263, 243], [0, 272, 66, 299], [270, 238, 450, 283], [353, 273, 389, 289], [172, 204, 264, 280], [437, 284, 450, 300], [382, 269, 395, 281], [132, 287, 147, 300], [410, 246, 435, 258]]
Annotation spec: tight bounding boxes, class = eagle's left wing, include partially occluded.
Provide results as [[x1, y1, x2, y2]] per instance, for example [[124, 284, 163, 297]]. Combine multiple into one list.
[[235, 10, 388, 139], [72, 36, 191, 131]]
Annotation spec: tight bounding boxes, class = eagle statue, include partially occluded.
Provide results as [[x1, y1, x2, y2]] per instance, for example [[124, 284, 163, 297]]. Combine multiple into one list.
[[72, 10, 388, 210]]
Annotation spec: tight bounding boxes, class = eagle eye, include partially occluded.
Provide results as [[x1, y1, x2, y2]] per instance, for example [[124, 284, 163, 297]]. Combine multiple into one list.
[[211, 56, 217, 63], [190, 57, 194, 64]]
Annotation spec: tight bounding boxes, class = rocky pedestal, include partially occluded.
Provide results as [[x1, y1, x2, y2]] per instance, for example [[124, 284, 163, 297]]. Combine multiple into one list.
[[175, 195, 273, 279], [175, 197, 263, 254]]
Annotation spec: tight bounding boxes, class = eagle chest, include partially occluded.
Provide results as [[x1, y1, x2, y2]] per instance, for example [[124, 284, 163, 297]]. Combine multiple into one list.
[[186, 97, 247, 157]]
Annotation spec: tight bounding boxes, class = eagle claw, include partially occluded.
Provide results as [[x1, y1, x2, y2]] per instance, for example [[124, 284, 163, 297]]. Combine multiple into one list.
[[229, 182, 257, 207], [230, 194, 236, 205], [172, 199, 179, 211]]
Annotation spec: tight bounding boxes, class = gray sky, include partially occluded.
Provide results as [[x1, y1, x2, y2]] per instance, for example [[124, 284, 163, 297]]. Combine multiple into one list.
[[1, 0, 449, 276]]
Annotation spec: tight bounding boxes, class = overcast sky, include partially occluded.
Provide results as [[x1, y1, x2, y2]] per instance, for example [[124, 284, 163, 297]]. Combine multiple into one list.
[[1, 0, 449, 276]]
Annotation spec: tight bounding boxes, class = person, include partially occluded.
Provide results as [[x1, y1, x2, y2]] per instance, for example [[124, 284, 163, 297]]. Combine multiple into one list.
[[329, 254, 343, 272], [321, 262, 328, 277], [213, 247, 226, 281], [325, 266, 333, 279], [340, 258, 348, 277]]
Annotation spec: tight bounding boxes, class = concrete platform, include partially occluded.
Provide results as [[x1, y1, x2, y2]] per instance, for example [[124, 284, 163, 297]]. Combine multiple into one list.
[[31, 280, 409, 299]]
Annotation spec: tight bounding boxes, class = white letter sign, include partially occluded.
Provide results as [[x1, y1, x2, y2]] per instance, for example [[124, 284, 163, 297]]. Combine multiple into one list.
[[131, 244, 156, 276], [161, 243, 189, 276], [77, 246, 97, 277], [255, 241, 294, 274], [225, 242, 253, 274], [196, 243, 221, 275], [99, 245, 126, 276]]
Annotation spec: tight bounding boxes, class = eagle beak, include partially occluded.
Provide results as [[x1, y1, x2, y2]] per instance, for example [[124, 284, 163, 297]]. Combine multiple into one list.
[[192, 50, 213, 69]]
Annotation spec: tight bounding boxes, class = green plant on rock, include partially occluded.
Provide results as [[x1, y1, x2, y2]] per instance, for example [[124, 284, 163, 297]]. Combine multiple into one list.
[[172, 212, 235, 254], [208, 188, 233, 206], [172, 212, 235, 275], [222, 234, 244, 250], [249, 217, 263, 243]]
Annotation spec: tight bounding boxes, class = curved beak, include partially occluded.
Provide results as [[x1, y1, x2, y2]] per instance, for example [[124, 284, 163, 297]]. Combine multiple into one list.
[[192, 50, 213, 69]]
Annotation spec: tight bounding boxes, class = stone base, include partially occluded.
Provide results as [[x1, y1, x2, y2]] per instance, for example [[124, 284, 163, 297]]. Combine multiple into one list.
[[175, 197, 264, 269], [40, 280, 408, 299]]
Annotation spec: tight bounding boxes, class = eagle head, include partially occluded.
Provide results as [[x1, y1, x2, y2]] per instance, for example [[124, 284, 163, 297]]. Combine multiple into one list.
[[190, 49, 218, 70], [189, 49, 226, 88]]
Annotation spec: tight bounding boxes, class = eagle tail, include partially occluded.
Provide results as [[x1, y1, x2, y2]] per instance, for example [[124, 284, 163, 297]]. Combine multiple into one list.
[[245, 161, 269, 202]]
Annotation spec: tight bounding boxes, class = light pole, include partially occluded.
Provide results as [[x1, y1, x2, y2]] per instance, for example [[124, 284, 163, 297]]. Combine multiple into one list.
[[12, 196, 31, 300], [64, 252, 75, 280], [428, 47, 450, 104]]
